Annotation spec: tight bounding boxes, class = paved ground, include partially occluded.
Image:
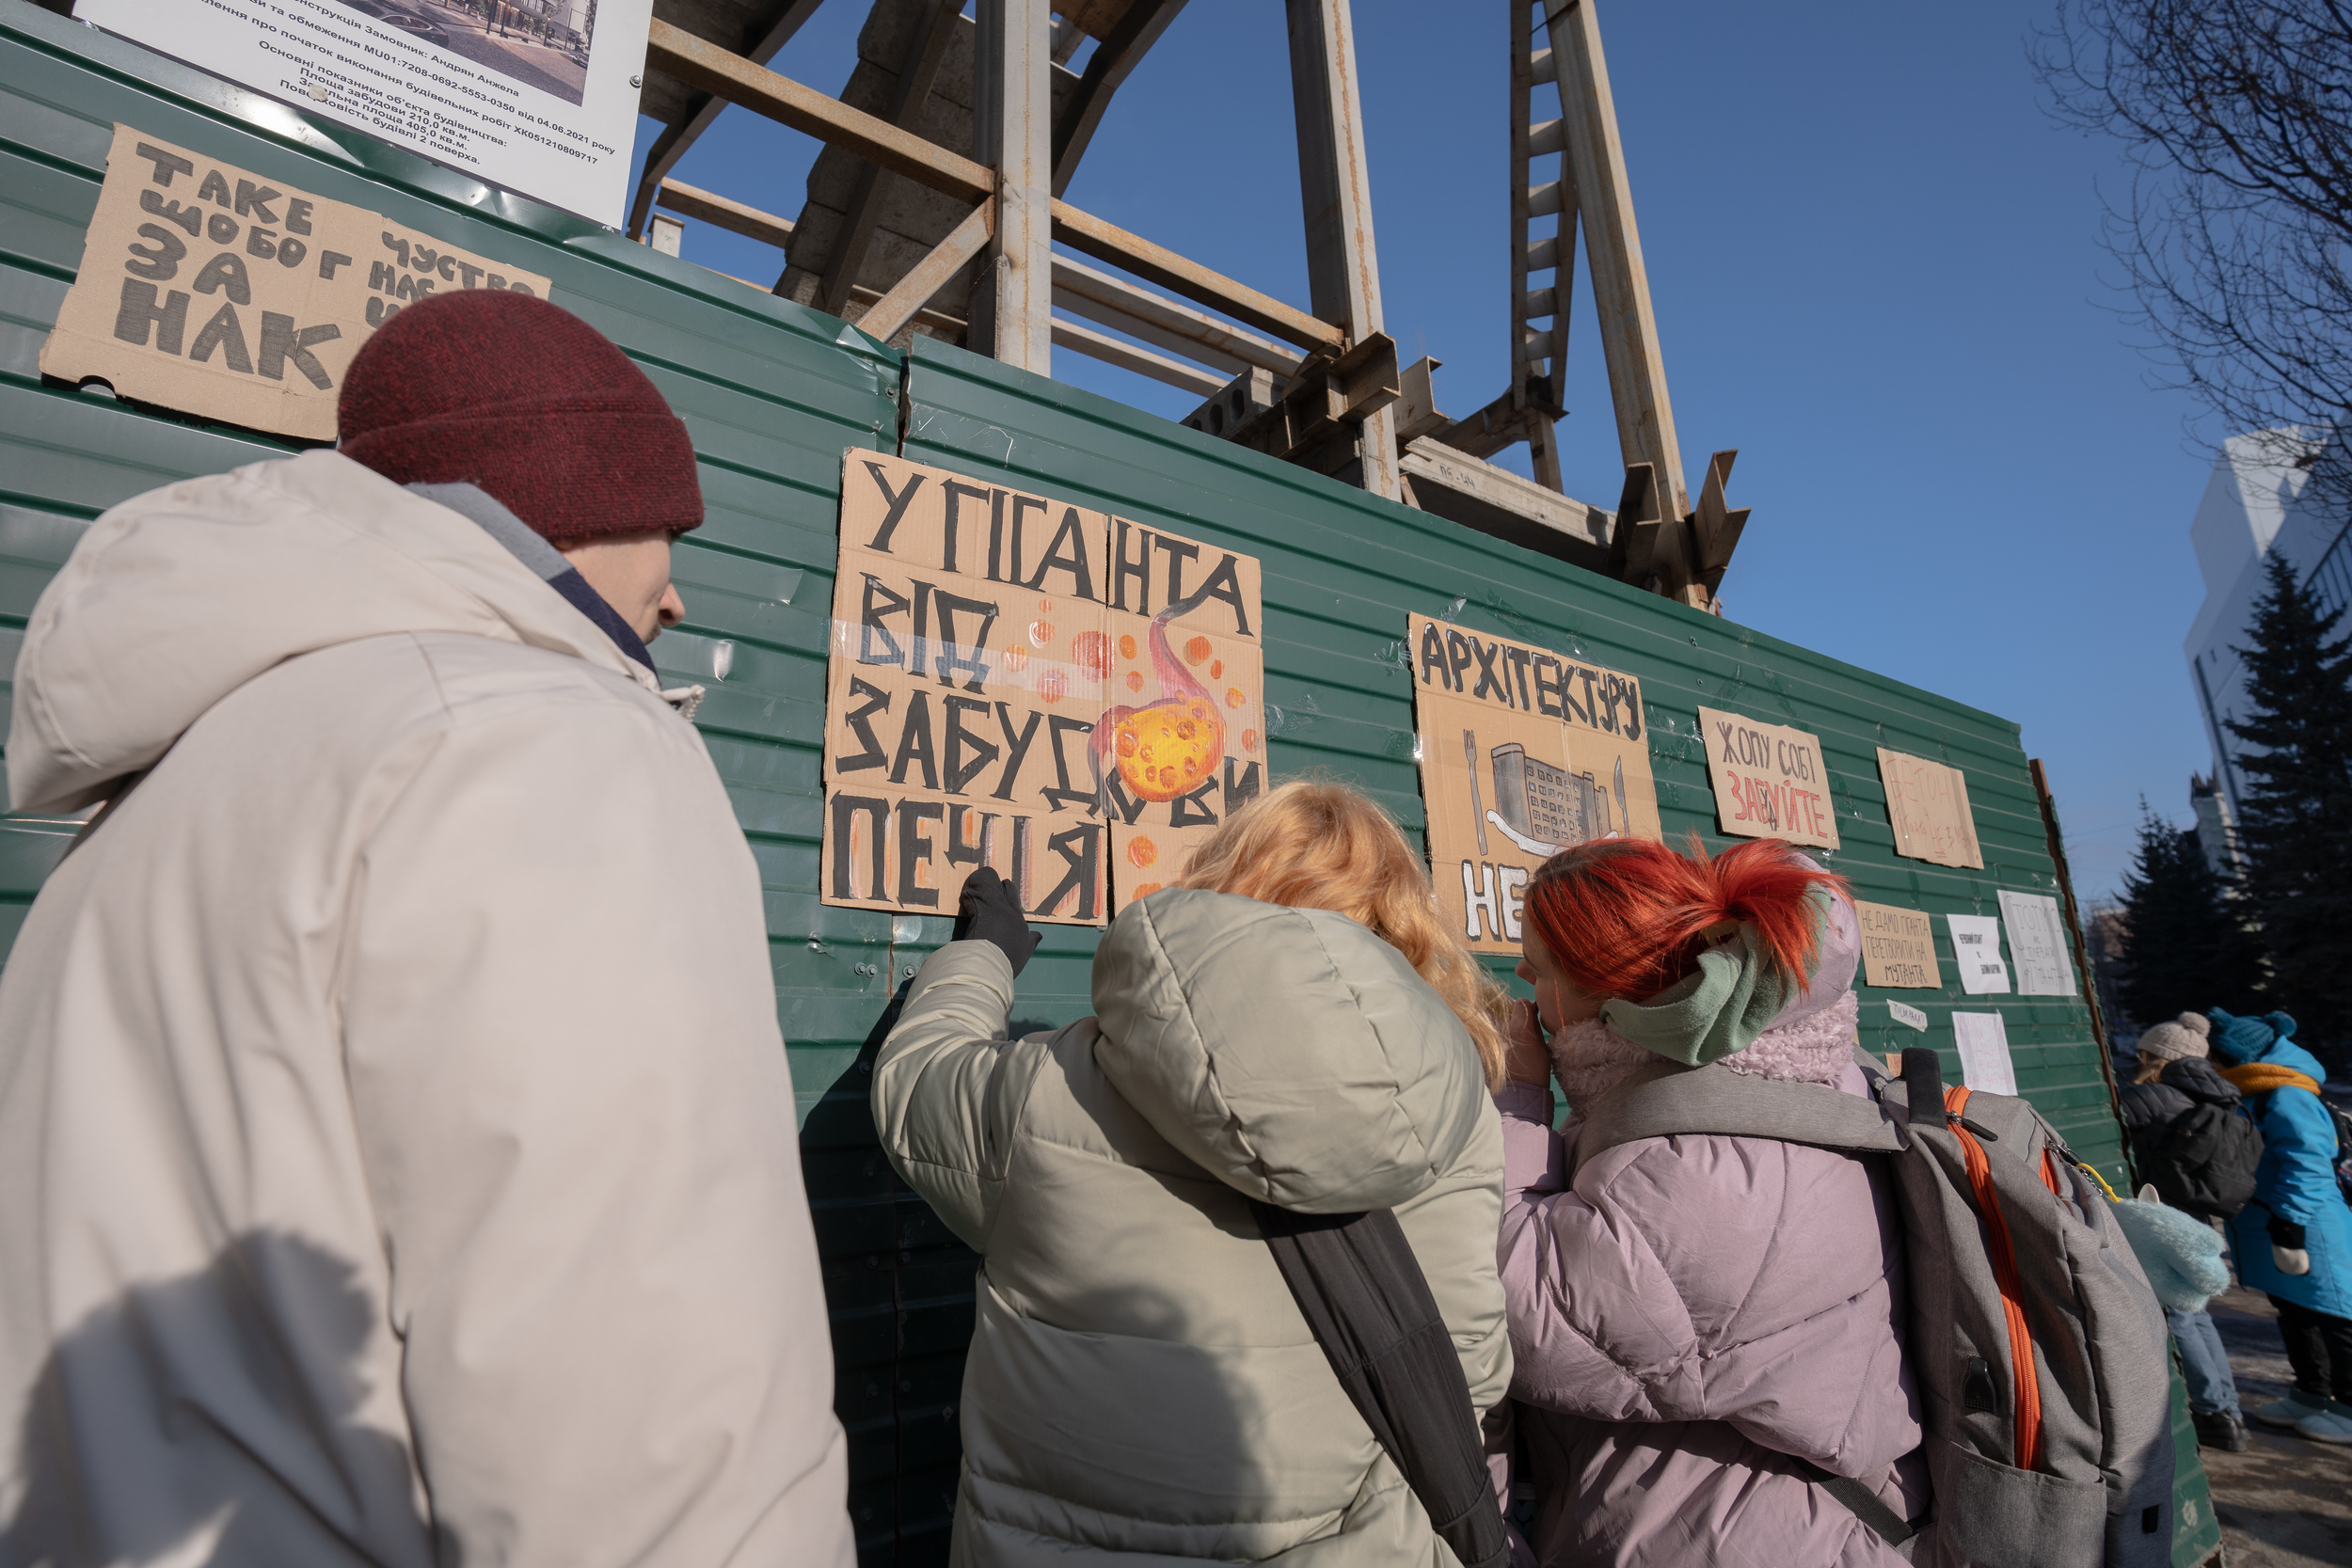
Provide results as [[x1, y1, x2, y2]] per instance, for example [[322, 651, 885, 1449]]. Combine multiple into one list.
[[2199, 1287, 2352, 1567]]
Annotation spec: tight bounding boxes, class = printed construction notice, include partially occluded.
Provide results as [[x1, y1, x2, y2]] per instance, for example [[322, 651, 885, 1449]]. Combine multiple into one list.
[[79, 0, 651, 225]]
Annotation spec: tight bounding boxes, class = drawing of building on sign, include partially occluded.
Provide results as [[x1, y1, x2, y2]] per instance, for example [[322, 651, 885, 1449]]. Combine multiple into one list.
[[1491, 743, 1578, 845]]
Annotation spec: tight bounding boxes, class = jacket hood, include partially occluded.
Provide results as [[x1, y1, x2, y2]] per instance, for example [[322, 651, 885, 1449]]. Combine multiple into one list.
[[9, 451, 656, 813], [2160, 1055, 2243, 1106], [1090, 888, 1490, 1214]]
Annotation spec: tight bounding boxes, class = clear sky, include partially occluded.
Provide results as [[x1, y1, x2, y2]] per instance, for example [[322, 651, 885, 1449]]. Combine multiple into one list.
[[629, 0, 2220, 900]]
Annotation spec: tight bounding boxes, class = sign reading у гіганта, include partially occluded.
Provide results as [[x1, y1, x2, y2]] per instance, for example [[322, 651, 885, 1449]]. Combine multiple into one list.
[[1407, 613, 1662, 955], [822, 451, 1267, 925]]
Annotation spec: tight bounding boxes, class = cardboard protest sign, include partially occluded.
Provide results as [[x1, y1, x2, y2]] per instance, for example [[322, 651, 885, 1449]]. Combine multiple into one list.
[[1407, 613, 1662, 954], [1876, 748, 1983, 869], [1996, 890, 2077, 997], [1855, 899, 1943, 989], [1946, 913, 2011, 995], [40, 126, 551, 442], [822, 451, 1266, 924], [1695, 707, 1839, 850]]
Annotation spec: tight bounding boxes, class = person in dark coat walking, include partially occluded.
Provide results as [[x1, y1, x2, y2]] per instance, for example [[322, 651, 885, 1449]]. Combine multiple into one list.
[[2119, 1014, 2250, 1450]]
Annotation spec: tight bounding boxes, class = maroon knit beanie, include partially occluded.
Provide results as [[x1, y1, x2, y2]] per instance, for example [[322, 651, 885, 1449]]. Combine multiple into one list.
[[338, 290, 702, 542]]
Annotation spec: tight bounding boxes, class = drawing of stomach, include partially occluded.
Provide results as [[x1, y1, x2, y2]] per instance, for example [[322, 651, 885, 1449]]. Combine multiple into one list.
[[1093, 587, 1232, 805]]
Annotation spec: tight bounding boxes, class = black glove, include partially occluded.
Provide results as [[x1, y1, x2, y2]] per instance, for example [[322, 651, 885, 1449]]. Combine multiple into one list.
[[953, 867, 1041, 977], [2268, 1212, 2308, 1253]]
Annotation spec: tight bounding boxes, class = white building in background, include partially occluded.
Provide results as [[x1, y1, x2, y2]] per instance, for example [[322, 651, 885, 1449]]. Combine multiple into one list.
[[2183, 430, 2352, 819]]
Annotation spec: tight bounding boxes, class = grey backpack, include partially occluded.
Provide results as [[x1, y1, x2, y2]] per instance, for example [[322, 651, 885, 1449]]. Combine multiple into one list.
[[1580, 1045, 2176, 1568]]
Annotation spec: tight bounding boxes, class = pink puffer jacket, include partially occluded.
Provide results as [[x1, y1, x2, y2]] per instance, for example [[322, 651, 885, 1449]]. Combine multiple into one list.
[[1493, 940, 1927, 1566]]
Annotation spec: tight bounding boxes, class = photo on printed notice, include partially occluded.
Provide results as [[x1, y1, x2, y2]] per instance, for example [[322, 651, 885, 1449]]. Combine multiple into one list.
[[328, 0, 593, 106]]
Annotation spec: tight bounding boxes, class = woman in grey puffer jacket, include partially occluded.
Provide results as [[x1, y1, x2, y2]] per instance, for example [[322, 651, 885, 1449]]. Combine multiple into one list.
[[1492, 837, 1926, 1568], [875, 782, 1513, 1565]]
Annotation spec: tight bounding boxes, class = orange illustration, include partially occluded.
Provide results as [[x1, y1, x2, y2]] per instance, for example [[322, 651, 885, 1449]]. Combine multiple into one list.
[[1039, 670, 1068, 704], [1125, 670, 1144, 692], [1092, 591, 1230, 804], [1210, 659, 1224, 679], [1226, 687, 1247, 707], [1003, 644, 1031, 673], [1184, 636, 1212, 664], [1243, 728, 1259, 753], [1029, 619, 1055, 646], [1072, 629, 1113, 678], [1129, 882, 1163, 900], [1118, 633, 1137, 660], [1127, 835, 1159, 868]]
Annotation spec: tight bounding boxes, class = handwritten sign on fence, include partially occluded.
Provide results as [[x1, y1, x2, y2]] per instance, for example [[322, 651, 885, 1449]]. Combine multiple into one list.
[[1855, 899, 1943, 989], [1695, 706, 1839, 850], [40, 125, 549, 441], [1877, 748, 1984, 869], [1408, 613, 1662, 954], [822, 451, 1266, 924]]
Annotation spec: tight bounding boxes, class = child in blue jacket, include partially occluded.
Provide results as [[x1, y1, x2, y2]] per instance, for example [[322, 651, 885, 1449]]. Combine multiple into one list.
[[2209, 1009, 2352, 1443]]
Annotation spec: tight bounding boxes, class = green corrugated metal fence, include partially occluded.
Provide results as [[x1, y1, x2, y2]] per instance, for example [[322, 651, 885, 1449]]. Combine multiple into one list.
[[0, 4, 2218, 1561]]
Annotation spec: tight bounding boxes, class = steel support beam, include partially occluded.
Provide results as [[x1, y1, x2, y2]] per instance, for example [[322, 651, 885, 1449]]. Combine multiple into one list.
[[856, 201, 996, 343], [970, 0, 1053, 372], [1050, 256, 1302, 379], [1285, 0, 1397, 499], [628, 0, 825, 241], [656, 179, 794, 249], [1050, 0, 1192, 197], [818, 0, 961, 318], [1548, 0, 1687, 519]]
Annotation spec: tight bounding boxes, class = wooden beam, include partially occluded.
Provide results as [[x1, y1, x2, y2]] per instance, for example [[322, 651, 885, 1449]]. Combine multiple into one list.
[[628, 0, 826, 239], [819, 0, 961, 318], [970, 0, 1052, 371], [1050, 202, 1342, 352], [856, 201, 995, 343], [1051, 317, 1229, 396], [644, 19, 994, 205], [1286, 0, 1398, 499], [657, 179, 794, 249], [1549, 0, 1688, 516], [1050, 256, 1302, 378], [1051, 0, 1192, 197]]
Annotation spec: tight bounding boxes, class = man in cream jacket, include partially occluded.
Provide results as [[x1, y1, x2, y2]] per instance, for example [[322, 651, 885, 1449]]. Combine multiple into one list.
[[0, 292, 852, 1566]]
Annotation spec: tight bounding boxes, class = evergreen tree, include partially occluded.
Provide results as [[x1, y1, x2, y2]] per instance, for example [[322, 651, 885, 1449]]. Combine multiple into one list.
[[2224, 553, 2352, 1050], [2115, 802, 2265, 1026]]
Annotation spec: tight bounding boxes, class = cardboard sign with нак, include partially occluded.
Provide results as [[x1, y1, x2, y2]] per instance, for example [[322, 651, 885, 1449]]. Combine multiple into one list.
[[40, 126, 551, 442], [1695, 706, 1839, 850], [821, 451, 1267, 925], [1407, 612, 1662, 955]]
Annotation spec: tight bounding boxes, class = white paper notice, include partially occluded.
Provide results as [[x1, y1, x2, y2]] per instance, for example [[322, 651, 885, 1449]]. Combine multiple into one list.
[[79, 0, 652, 226], [1888, 1000, 1930, 1031], [1946, 913, 2011, 995], [1996, 891, 2077, 997], [1952, 1011, 2017, 1096]]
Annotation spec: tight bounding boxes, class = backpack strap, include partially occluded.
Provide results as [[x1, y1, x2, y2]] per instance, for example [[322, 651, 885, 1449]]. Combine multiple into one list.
[[1250, 1202, 1511, 1568], [1575, 1054, 1910, 1162]]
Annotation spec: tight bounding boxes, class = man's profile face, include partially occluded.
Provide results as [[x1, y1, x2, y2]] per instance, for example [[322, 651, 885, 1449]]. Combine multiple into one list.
[[558, 529, 687, 641]]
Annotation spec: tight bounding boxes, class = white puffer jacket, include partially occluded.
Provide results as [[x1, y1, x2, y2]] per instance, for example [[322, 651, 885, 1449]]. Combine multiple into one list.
[[0, 450, 851, 1567]]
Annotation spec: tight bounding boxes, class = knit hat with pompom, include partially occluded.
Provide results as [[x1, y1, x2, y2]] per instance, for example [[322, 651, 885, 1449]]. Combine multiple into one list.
[[2137, 1013, 2211, 1067]]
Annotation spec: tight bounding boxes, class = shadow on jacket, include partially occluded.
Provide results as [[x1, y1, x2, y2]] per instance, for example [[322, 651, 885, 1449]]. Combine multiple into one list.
[[0, 1231, 444, 1567], [870, 889, 1510, 1565], [2209, 1011, 2352, 1319]]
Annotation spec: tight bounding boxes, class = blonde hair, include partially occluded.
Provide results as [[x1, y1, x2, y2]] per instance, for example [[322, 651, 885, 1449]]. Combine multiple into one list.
[[2135, 1055, 2167, 1085], [1176, 779, 1509, 1087]]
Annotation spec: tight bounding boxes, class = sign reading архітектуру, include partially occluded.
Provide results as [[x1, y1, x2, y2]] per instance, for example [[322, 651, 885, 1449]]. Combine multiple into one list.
[[1696, 706, 1839, 850], [823, 451, 1267, 925], [1408, 613, 1662, 955], [40, 126, 550, 442]]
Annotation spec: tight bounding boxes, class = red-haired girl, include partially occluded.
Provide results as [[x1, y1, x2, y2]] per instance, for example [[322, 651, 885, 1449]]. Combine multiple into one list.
[[1493, 836, 1926, 1567]]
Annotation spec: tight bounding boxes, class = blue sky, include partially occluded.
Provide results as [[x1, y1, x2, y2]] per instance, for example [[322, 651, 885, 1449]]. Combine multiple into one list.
[[629, 0, 2218, 899]]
